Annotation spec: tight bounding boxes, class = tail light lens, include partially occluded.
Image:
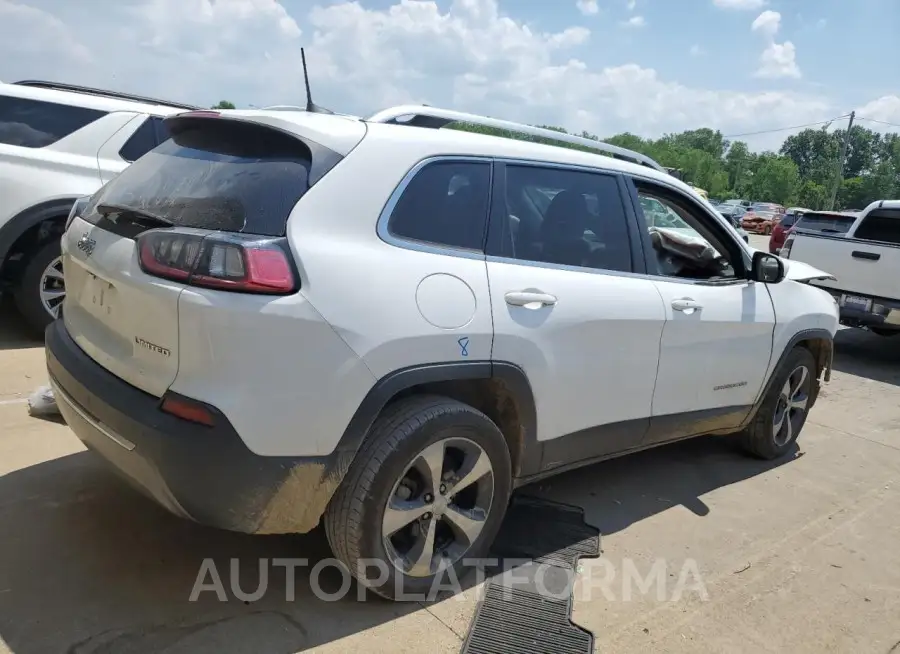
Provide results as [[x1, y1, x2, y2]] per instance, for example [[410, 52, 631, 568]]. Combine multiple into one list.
[[137, 229, 297, 294]]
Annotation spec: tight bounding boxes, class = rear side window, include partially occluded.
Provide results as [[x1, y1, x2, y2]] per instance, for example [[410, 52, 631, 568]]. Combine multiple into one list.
[[119, 116, 170, 162], [0, 96, 106, 148], [492, 165, 632, 273], [387, 160, 491, 251], [87, 119, 314, 236], [853, 209, 900, 244], [794, 213, 855, 235]]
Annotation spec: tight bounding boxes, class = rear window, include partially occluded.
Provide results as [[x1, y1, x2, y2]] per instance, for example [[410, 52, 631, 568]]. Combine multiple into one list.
[[87, 119, 314, 236], [780, 211, 802, 227], [794, 213, 855, 235], [853, 208, 900, 244], [0, 95, 107, 148]]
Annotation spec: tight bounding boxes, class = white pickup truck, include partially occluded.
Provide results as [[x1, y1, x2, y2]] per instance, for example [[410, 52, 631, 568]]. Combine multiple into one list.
[[781, 200, 900, 336]]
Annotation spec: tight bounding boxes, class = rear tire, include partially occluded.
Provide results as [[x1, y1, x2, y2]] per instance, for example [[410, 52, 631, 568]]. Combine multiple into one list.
[[14, 240, 64, 335], [325, 395, 512, 601], [739, 346, 817, 460]]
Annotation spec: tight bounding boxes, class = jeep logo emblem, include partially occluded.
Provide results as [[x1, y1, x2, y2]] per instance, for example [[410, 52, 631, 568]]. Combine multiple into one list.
[[77, 233, 97, 257]]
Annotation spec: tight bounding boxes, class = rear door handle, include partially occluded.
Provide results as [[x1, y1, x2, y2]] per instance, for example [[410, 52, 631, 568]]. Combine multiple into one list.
[[671, 298, 703, 314], [505, 291, 558, 308], [851, 250, 880, 261]]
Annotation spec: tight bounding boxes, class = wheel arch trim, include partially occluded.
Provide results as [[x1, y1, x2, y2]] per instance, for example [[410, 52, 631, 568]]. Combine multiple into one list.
[[0, 197, 78, 266], [742, 328, 833, 429], [335, 360, 538, 473]]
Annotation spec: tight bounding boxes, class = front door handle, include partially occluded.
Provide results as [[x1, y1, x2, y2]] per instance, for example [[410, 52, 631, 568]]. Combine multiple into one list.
[[505, 291, 558, 308], [672, 298, 703, 314]]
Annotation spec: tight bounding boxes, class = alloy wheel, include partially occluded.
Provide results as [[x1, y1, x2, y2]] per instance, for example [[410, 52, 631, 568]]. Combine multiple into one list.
[[772, 365, 810, 446], [382, 437, 495, 578], [39, 256, 65, 319]]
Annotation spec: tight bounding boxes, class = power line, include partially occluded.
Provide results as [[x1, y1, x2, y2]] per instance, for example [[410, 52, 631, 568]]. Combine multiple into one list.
[[856, 116, 900, 129], [722, 115, 851, 139]]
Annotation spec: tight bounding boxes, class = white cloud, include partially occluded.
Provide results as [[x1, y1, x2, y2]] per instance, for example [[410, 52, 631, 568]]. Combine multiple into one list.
[[713, 0, 767, 9], [0, 0, 895, 152], [816, 18, 827, 29], [690, 44, 705, 57], [622, 15, 645, 27], [857, 96, 900, 126], [751, 10, 800, 79], [755, 41, 801, 79], [751, 9, 781, 38], [576, 0, 599, 16], [0, 0, 92, 65], [627, 0, 637, 10]]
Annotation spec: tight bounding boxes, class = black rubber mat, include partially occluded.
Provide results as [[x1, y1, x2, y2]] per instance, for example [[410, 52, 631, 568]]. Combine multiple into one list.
[[461, 495, 601, 654]]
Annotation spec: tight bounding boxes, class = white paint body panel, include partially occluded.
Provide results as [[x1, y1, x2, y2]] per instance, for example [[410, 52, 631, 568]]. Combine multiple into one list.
[[487, 261, 666, 442], [169, 288, 376, 457], [650, 279, 775, 415], [787, 233, 900, 301], [61, 216, 184, 397]]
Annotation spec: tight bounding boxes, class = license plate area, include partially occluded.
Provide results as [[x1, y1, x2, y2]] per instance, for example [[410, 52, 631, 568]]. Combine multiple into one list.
[[82, 273, 118, 318], [840, 293, 872, 312]]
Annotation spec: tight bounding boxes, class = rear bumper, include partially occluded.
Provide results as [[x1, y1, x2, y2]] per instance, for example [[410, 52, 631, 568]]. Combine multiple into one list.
[[811, 286, 900, 332], [46, 319, 342, 534]]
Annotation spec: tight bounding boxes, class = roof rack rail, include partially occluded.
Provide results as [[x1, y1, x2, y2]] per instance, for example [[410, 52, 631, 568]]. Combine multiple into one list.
[[365, 105, 665, 172], [12, 80, 201, 111]]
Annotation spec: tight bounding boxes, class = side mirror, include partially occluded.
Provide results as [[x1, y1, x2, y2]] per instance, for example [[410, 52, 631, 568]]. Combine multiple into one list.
[[751, 251, 785, 283]]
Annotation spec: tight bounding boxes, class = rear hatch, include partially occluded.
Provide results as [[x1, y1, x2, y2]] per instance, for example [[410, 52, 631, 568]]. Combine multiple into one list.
[[61, 113, 351, 396]]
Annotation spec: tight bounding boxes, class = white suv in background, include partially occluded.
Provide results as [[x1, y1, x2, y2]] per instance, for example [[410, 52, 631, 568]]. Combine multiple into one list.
[[0, 80, 197, 332], [47, 104, 839, 600]]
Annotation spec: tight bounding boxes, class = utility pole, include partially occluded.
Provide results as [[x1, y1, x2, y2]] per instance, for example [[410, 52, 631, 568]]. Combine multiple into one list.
[[828, 111, 855, 210]]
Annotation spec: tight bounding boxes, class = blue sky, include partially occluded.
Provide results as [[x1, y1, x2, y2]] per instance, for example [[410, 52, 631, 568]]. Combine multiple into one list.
[[2, 0, 898, 150]]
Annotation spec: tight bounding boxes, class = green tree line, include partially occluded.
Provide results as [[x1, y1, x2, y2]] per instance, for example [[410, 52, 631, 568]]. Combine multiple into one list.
[[450, 120, 900, 210]]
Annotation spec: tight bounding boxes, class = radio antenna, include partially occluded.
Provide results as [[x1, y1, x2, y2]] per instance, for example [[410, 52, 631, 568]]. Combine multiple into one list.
[[301, 48, 334, 115]]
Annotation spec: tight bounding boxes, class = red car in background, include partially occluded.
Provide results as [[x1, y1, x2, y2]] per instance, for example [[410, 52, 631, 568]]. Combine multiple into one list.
[[769, 207, 810, 253], [741, 210, 778, 235]]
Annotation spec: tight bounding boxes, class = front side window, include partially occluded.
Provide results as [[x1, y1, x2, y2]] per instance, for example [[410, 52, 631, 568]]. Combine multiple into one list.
[[387, 160, 491, 251], [634, 184, 741, 281], [0, 96, 106, 148], [493, 165, 633, 273]]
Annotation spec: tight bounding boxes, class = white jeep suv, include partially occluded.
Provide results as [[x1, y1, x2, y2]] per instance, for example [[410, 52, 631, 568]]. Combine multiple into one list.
[[46, 105, 839, 600], [0, 80, 198, 332]]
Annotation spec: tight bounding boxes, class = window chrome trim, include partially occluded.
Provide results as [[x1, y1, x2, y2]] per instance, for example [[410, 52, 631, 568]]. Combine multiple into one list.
[[375, 155, 493, 262], [375, 154, 756, 287]]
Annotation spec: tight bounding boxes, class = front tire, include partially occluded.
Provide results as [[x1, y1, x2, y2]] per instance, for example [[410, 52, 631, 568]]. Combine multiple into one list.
[[739, 346, 817, 460], [14, 240, 65, 335], [325, 395, 512, 600]]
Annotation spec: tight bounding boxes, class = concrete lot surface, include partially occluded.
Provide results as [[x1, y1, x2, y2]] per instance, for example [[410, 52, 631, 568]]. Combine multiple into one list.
[[2, 274, 899, 652]]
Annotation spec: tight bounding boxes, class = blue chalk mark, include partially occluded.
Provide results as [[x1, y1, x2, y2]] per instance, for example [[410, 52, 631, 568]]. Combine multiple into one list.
[[458, 336, 470, 357]]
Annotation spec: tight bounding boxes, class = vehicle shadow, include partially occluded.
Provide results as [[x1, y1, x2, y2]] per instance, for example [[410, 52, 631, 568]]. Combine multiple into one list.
[[831, 327, 900, 388], [524, 435, 800, 537], [0, 296, 41, 351], [0, 434, 797, 654]]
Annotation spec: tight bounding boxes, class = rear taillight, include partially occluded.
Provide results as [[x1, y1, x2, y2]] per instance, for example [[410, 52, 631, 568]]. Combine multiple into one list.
[[137, 229, 297, 294]]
